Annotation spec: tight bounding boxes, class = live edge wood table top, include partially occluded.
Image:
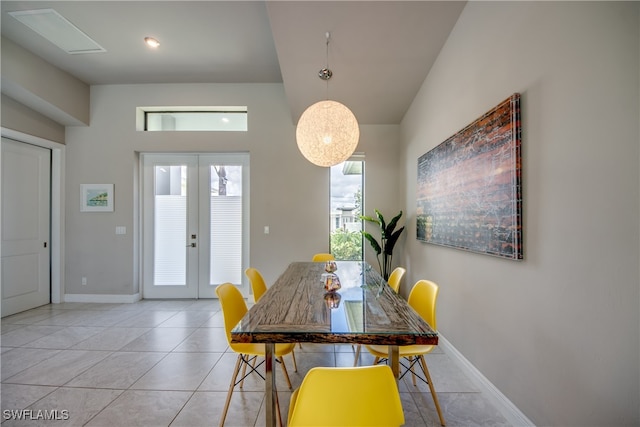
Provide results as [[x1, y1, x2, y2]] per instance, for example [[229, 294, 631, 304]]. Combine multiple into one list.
[[231, 261, 438, 346], [230, 261, 438, 427]]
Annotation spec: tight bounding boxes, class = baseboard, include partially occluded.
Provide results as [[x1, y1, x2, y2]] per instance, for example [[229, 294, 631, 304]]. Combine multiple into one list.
[[439, 335, 535, 427], [63, 293, 141, 303]]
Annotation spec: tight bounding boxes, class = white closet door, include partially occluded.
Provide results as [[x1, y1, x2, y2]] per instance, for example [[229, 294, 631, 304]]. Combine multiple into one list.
[[1, 138, 51, 316]]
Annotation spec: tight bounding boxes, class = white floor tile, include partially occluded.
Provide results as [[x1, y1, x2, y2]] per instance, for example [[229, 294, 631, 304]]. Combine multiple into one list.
[[1, 301, 513, 427]]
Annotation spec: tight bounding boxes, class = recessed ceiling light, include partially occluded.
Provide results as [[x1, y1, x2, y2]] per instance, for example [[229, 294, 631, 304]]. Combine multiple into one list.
[[9, 8, 105, 54], [144, 37, 160, 48]]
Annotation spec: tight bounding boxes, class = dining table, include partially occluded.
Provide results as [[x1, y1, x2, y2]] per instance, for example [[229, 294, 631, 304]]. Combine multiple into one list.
[[230, 261, 438, 427]]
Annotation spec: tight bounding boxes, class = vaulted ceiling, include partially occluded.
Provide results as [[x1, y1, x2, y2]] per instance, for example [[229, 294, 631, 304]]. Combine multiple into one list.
[[1, 1, 466, 125]]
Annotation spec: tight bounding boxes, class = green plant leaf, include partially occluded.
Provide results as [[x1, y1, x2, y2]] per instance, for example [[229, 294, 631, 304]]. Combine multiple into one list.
[[361, 231, 382, 255], [374, 209, 387, 236], [360, 215, 380, 225], [384, 226, 405, 255], [385, 210, 403, 237]]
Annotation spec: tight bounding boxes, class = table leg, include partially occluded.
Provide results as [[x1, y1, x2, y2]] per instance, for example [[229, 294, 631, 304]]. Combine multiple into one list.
[[389, 345, 400, 378], [265, 343, 276, 427]]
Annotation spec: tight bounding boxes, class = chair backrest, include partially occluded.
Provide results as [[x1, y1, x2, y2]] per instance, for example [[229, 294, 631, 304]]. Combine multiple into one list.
[[387, 267, 406, 293], [312, 253, 335, 262], [407, 279, 439, 329], [288, 365, 404, 426], [215, 283, 248, 345], [245, 267, 267, 303]]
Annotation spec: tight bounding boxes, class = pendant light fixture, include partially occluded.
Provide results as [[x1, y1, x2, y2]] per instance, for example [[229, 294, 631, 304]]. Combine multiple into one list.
[[296, 32, 360, 167]]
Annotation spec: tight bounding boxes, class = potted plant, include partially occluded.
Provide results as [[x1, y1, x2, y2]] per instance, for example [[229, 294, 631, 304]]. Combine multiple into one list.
[[360, 209, 405, 280]]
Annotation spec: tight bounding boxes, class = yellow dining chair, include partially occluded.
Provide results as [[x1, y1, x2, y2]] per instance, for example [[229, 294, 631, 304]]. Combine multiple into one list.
[[387, 266, 406, 293], [311, 253, 335, 262], [215, 283, 296, 427], [362, 279, 446, 426], [245, 267, 268, 303], [245, 267, 301, 362], [287, 365, 404, 426], [352, 266, 407, 366]]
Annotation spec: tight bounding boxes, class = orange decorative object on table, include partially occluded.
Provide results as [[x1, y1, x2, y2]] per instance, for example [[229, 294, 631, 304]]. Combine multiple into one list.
[[324, 261, 337, 273], [323, 273, 341, 292]]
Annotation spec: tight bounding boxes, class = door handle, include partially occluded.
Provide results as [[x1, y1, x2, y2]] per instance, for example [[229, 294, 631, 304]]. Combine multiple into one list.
[[187, 243, 196, 248]]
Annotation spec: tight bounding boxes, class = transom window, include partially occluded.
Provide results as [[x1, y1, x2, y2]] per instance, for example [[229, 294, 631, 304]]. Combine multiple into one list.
[[138, 107, 247, 131]]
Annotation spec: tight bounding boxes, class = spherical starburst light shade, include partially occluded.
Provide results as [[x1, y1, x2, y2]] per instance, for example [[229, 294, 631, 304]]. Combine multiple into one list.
[[296, 100, 360, 167]]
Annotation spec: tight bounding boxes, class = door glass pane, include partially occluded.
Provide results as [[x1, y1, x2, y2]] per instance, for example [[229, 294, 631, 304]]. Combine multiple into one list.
[[210, 165, 243, 285], [330, 160, 364, 260], [154, 165, 187, 285]]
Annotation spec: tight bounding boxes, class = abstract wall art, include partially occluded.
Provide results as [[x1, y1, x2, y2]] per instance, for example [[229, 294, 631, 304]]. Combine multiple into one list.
[[417, 94, 522, 259]]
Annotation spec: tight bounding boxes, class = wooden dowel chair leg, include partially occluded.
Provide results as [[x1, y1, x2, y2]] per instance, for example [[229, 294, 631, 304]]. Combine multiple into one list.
[[275, 390, 283, 427], [409, 356, 417, 386], [238, 354, 250, 389], [277, 357, 293, 390], [219, 354, 243, 427], [419, 355, 446, 426], [353, 344, 361, 366]]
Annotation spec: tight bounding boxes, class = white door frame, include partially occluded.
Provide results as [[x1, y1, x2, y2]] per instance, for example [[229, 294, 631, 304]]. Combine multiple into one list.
[[0, 128, 65, 306]]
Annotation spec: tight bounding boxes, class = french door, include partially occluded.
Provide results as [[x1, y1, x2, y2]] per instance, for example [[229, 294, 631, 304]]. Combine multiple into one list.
[[1, 138, 51, 316], [142, 153, 249, 298]]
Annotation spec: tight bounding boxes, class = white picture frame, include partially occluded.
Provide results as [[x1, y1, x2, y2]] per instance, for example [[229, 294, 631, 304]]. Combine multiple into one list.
[[80, 184, 114, 212]]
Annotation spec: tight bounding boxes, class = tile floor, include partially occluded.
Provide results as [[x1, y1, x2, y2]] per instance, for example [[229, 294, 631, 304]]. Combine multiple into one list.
[[1, 300, 511, 426]]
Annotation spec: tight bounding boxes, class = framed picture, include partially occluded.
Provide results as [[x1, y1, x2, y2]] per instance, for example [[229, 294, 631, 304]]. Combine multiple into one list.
[[417, 93, 522, 259], [80, 184, 114, 212]]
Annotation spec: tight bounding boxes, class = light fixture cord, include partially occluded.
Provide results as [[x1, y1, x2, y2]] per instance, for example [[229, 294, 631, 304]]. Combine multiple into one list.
[[325, 32, 330, 100]]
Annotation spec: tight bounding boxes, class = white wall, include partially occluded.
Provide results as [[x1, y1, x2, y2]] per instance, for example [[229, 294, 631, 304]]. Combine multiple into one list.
[[64, 83, 400, 296], [400, 2, 639, 426], [1, 94, 65, 143], [1, 37, 89, 126]]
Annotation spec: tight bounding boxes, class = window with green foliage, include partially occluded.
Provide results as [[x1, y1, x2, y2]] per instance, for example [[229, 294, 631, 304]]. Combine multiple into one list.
[[330, 158, 364, 260]]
